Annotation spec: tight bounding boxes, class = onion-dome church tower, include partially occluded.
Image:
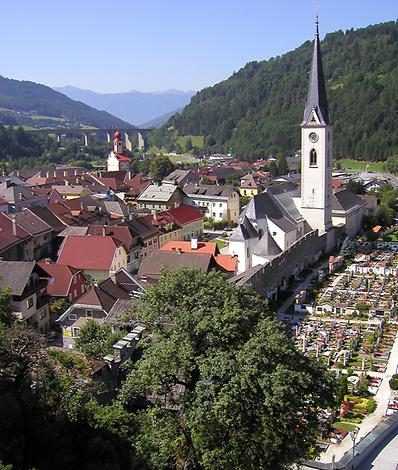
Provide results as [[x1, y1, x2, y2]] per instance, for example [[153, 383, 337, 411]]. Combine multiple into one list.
[[299, 17, 333, 235], [107, 130, 131, 172]]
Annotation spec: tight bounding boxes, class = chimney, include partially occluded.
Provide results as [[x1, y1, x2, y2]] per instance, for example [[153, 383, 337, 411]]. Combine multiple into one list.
[[191, 238, 198, 250], [11, 216, 17, 236]]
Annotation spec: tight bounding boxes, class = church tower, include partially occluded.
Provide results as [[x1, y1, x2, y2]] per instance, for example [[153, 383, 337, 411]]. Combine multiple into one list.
[[300, 17, 332, 234]]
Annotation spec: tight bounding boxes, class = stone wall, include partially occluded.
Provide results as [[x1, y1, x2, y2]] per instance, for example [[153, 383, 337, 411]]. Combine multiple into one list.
[[228, 229, 330, 298]]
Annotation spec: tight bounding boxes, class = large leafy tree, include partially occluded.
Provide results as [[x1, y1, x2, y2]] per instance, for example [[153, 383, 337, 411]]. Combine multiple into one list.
[[149, 155, 175, 182], [120, 268, 335, 470], [74, 320, 118, 359]]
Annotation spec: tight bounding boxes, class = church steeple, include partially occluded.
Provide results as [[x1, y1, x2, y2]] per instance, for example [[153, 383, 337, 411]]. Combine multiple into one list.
[[302, 16, 329, 125]]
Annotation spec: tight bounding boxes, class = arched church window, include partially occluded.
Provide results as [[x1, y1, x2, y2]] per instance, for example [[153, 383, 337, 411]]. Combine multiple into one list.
[[310, 148, 317, 166]]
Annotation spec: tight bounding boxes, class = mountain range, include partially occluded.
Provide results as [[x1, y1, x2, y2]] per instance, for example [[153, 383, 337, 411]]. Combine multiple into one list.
[[159, 20, 398, 161], [54, 86, 196, 128], [0, 76, 132, 129]]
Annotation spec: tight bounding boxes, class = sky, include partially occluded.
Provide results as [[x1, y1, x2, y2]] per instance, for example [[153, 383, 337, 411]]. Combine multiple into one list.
[[1, 0, 397, 93]]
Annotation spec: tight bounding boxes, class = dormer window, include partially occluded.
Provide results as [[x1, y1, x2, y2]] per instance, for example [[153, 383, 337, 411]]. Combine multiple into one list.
[[310, 149, 317, 167]]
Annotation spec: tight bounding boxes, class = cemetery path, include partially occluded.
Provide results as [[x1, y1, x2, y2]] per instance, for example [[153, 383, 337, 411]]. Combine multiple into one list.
[[276, 261, 328, 320], [319, 329, 398, 463]]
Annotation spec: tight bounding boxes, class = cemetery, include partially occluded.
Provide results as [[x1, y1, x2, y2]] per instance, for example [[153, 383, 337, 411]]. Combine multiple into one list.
[[292, 248, 398, 448]]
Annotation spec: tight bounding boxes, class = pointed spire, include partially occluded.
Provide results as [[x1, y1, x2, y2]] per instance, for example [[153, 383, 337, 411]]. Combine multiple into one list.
[[302, 16, 329, 125]]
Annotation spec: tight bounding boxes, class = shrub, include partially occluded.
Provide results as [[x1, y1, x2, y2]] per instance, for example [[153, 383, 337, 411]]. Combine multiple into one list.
[[366, 399, 377, 414], [389, 374, 398, 390]]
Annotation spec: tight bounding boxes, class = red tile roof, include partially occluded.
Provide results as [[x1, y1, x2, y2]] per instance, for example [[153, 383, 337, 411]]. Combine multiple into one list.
[[166, 204, 204, 225], [57, 235, 125, 271], [161, 240, 218, 256], [214, 254, 238, 273], [38, 260, 81, 297], [332, 179, 343, 189], [115, 153, 131, 162], [87, 225, 133, 250]]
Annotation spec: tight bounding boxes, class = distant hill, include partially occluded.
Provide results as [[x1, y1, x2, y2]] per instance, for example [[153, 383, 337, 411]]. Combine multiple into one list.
[[55, 86, 195, 129], [159, 20, 398, 161], [139, 108, 183, 128], [0, 76, 132, 129]]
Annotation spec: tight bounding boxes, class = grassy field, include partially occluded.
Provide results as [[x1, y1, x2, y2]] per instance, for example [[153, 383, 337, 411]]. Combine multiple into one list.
[[337, 159, 385, 172], [176, 135, 204, 149]]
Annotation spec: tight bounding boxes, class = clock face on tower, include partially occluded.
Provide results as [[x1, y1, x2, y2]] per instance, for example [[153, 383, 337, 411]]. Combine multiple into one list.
[[309, 132, 319, 143]]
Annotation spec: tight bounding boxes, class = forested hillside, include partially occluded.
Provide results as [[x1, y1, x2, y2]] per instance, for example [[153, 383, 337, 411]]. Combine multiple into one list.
[[158, 21, 398, 161], [0, 76, 132, 129]]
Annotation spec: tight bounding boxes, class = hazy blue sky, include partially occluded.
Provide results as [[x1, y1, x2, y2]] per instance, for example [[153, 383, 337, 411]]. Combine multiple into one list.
[[1, 0, 396, 93]]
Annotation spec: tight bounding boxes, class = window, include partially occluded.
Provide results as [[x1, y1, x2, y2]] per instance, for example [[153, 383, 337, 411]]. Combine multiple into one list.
[[86, 310, 93, 318], [68, 314, 77, 321], [26, 297, 33, 309], [310, 149, 317, 166]]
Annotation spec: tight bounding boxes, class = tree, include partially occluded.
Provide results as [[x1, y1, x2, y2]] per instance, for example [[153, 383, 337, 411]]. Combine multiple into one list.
[[0, 288, 13, 326], [340, 236, 357, 258], [120, 268, 335, 470], [269, 160, 279, 177], [184, 137, 193, 152], [277, 155, 289, 175], [74, 320, 118, 359], [150, 155, 175, 182], [346, 179, 366, 194]]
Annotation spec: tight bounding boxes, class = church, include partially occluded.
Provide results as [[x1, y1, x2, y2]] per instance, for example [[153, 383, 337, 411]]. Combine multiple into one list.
[[229, 19, 366, 275], [107, 130, 131, 172]]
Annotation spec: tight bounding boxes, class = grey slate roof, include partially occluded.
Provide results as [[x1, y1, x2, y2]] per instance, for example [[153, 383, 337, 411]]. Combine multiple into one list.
[[253, 224, 282, 259], [302, 20, 329, 125], [138, 251, 214, 279], [28, 206, 66, 233], [138, 184, 182, 202], [332, 189, 366, 212], [230, 216, 258, 241], [0, 261, 36, 296], [184, 183, 235, 198], [14, 210, 52, 236]]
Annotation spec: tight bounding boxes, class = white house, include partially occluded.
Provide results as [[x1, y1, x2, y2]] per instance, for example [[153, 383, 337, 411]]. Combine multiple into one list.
[[183, 184, 240, 224]]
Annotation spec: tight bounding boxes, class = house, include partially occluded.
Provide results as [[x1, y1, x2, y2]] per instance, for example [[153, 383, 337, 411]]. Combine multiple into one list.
[[166, 204, 204, 240], [184, 183, 240, 223], [57, 235, 129, 281], [332, 189, 367, 238], [137, 250, 217, 282], [107, 131, 131, 172], [0, 261, 50, 332], [142, 212, 182, 247], [51, 184, 91, 200], [57, 268, 145, 348], [162, 169, 198, 188], [118, 216, 160, 259], [239, 174, 268, 197], [86, 224, 141, 273], [0, 212, 32, 261], [12, 209, 53, 260], [160, 239, 238, 275], [0, 181, 48, 212], [38, 259, 86, 303], [137, 183, 188, 211]]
